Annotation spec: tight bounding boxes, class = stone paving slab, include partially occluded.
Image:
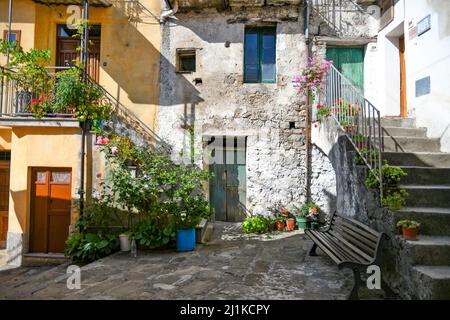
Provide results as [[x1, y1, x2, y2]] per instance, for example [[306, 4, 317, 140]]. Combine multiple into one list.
[[0, 223, 379, 300]]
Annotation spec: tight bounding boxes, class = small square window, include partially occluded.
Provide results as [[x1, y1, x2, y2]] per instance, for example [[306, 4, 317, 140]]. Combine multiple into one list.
[[3, 30, 21, 47], [176, 49, 196, 73]]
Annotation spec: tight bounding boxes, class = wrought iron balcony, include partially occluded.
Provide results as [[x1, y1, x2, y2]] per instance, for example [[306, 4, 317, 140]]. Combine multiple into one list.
[[0, 66, 77, 124]]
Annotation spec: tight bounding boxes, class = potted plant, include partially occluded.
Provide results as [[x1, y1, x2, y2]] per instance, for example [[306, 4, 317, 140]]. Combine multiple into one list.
[[174, 194, 211, 252], [301, 203, 320, 229], [286, 217, 296, 232], [397, 220, 420, 241], [275, 218, 286, 231], [293, 205, 307, 230], [268, 218, 277, 232]]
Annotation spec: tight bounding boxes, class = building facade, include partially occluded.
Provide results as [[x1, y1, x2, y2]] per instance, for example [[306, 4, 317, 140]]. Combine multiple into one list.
[[0, 0, 161, 265]]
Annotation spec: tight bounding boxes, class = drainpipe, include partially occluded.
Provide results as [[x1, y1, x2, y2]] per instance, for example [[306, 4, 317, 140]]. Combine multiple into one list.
[[304, 0, 312, 203], [6, 0, 12, 64], [79, 0, 90, 224]]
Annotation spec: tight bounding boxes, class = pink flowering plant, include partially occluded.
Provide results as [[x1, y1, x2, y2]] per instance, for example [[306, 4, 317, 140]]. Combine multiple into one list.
[[293, 58, 333, 100]]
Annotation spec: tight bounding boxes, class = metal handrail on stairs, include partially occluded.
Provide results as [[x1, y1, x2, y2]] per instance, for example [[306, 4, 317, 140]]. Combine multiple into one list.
[[86, 76, 167, 148], [318, 64, 383, 194]]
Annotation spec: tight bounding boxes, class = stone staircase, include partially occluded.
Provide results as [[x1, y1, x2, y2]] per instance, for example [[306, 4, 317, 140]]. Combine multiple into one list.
[[381, 117, 450, 299]]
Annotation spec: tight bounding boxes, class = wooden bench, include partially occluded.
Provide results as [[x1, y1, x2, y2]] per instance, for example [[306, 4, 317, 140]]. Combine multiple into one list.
[[305, 212, 394, 299]]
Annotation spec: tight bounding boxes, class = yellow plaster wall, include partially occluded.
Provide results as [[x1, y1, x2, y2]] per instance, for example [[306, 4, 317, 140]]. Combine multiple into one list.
[[34, 0, 161, 132], [8, 127, 82, 234], [0, 0, 36, 65], [0, 127, 11, 150]]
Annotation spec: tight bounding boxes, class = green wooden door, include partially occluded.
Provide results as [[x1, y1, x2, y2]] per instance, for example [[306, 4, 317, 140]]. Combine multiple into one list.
[[326, 47, 365, 92], [208, 137, 246, 222]]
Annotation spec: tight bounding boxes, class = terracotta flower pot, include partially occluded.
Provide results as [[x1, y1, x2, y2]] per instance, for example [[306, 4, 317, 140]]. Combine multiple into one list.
[[286, 218, 295, 232], [402, 227, 418, 241], [276, 220, 285, 231]]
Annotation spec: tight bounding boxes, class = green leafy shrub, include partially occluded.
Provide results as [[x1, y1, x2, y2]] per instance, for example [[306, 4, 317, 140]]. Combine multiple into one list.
[[241, 216, 270, 234], [131, 218, 176, 249], [53, 68, 112, 123], [382, 190, 409, 210], [65, 232, 119, 262], [366, 161, 408, 211]]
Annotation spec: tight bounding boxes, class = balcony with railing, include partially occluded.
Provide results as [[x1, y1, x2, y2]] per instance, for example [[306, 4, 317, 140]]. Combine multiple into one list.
[[0, 66, 79, 127]]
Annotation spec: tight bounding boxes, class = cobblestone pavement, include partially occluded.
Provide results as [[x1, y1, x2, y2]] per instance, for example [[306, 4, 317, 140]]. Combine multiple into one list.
[[0, 223, 371, 300], [0, 250, 6, 267]]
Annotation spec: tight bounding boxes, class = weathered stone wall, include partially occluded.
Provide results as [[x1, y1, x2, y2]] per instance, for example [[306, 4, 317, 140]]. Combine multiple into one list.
[[159, 6, 309, 216]]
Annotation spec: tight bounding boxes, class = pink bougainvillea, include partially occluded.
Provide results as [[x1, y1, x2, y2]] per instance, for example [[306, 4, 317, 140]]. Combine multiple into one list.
[[293, 58, 333, 99]]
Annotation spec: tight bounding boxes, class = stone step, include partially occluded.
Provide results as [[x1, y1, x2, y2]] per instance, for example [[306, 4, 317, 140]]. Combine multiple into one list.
[[412, 265, 450, 299], [402, 185, 450, 207], [395, 207, 450, 236], [400, 167, 450, 186], [22, 253, 69, 267], [383, 152, 450, 168], [381, 117, 416, 128], [382, 136, 441, 152], [402, 236, 450, 266], [382, 127, 427, 138]]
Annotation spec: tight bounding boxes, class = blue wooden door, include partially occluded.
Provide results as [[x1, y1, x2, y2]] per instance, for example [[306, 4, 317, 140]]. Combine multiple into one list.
[[208, 137, 246, 222]]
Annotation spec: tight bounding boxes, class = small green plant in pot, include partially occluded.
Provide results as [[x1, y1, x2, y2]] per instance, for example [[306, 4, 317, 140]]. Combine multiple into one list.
[[293, 205, 308, 230], [397, 220, 420, 241], [299, 203, 320, 229]]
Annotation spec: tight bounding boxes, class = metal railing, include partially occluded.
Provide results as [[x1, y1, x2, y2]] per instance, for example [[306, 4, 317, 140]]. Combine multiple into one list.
[[85, 76, 167, 148], [311, 0, 367, 37], [318, 64, 383, 194], [0, 66, 76, 118]]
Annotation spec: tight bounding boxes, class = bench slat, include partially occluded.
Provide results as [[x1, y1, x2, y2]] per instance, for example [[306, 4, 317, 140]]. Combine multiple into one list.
[[331, 224, 378, 256], [331, 222, 378, 249], [334, 218, 379, 243], [327, 231, 374, 263], [320, 232, 369, 264], [311, 231, 356, 262], [334, 215, 381, 237], [305, 230, 344, 264]]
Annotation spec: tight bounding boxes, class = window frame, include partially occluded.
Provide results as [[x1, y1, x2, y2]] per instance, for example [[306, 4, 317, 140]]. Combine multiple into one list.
[[176, 49, 197, 73], [3, 30, 21, 47], [244, 26, 277, 84]]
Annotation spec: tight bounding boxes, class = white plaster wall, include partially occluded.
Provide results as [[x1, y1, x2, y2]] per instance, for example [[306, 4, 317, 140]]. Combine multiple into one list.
[[371, 0, 406, 116], [404, 0, 450, 151], [370, 0, 450, 151]]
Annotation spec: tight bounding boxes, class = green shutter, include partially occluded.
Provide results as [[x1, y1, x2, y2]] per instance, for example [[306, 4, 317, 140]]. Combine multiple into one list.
[[244, 27, 276, 83], [326, 47, 365, 92]]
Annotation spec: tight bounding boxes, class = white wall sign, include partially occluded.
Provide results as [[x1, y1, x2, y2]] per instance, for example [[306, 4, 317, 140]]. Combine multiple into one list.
[[417, 15, 431, 36]]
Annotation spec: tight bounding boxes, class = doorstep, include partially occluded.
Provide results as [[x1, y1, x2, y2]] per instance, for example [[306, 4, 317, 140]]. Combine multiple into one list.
[[22, 253, 69, 266]]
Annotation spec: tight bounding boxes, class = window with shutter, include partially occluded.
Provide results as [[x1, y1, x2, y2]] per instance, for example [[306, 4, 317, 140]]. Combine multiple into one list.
[[244, 27, 277, 83], [379, 0, 394, 31]]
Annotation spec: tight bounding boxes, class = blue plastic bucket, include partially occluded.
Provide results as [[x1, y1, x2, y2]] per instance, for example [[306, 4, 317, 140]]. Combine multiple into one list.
[[176, 228, 196, 252]]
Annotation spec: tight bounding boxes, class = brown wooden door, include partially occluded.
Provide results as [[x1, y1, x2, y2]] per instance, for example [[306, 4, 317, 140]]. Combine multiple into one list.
[[399, 35, 407, 118], [0, 161, 10, 249], [57, 36, 101, 82], [30, 168, 72, 253]]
